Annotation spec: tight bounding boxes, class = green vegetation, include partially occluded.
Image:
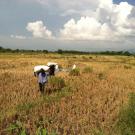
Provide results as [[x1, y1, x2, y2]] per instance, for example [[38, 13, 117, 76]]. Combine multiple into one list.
[[116, 93, 135, 135], [83, 66, 93, 73], [98, 72, 106, 80], [47, 76, 66, 92], [124, 65, 132, 69], [69, 68, 80, 76], [3, 122, 56, 135], [93, 129, 105, 135], [0, 46, 49, 54], [16, 102, 37, 112]]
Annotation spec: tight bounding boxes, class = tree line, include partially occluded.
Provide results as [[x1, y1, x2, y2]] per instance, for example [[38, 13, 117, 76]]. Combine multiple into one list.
[[0, 46, 134, 56], [0, 46, 49, 53]]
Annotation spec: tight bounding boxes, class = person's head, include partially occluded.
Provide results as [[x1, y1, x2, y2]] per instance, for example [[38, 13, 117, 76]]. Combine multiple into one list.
[[40, 68, 45, 73]]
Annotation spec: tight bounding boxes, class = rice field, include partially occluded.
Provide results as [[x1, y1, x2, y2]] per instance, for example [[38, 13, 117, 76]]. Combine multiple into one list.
[[0, 53, 135, 135]]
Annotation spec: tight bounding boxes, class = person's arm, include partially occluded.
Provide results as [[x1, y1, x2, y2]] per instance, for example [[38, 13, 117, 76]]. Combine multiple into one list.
[[34, 72, 37, 77]]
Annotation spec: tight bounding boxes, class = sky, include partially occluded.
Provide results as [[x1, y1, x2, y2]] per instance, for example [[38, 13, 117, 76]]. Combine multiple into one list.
[[0, 0, 135, 51]]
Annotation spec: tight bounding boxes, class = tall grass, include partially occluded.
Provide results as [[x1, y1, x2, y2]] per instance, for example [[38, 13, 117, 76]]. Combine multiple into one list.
[[47, 76, 66, 93], [116, 93, 135, 135], [83, 66, 93, 73], [69, 68, 80, 76], [0, 54, 135, 134]]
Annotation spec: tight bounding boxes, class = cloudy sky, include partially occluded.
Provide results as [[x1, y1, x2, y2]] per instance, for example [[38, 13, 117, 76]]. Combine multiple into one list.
[[0, 0, 135, 51]]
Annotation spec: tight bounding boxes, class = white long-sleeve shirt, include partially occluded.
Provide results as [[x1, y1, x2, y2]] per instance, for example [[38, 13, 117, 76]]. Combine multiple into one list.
[[38, 72, 48, 84]]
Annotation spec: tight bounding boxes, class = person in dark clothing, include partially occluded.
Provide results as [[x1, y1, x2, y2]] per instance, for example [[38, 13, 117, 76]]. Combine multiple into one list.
[[49, 65, 55, 76]]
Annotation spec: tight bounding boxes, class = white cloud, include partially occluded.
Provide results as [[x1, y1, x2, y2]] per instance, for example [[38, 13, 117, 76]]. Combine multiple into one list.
[[10, 35, 26, 39], [99, 0, 113, 10], [60, 1, 135, 40], [26, 21, 53, 39], [60, 9, 80, 16], [111, 2, 133, 26], [35, 0, 99, 10], [20, 0, 135, 41], [60, 17, 114, 40]]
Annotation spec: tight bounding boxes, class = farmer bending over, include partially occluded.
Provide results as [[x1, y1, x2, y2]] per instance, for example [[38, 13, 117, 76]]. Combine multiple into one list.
[[38, 68, 48, 94]]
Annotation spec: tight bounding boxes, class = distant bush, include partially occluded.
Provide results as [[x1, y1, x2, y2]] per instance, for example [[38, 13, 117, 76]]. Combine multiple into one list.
[[83, 66, 93, 73], [82, 56, 87, 59], [116, 93, 135, 135], [124, 65, 132, 69], [47, 76, 66, 92], [69, 68, 80, 76], [57, 49, 63, 54], [98, 73, 106, 80]]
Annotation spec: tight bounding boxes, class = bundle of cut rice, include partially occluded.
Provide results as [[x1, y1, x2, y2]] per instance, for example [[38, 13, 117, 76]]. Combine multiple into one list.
[[47, 62, 59, 72], [34, 65, 50, 73]]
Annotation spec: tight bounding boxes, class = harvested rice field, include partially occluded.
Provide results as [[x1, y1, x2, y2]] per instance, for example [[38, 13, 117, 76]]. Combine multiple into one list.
[[0, 53, 135, 135]]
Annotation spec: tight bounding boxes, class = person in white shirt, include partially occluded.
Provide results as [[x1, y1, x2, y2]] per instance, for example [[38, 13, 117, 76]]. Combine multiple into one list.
[[38, 69, 48, 94]]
